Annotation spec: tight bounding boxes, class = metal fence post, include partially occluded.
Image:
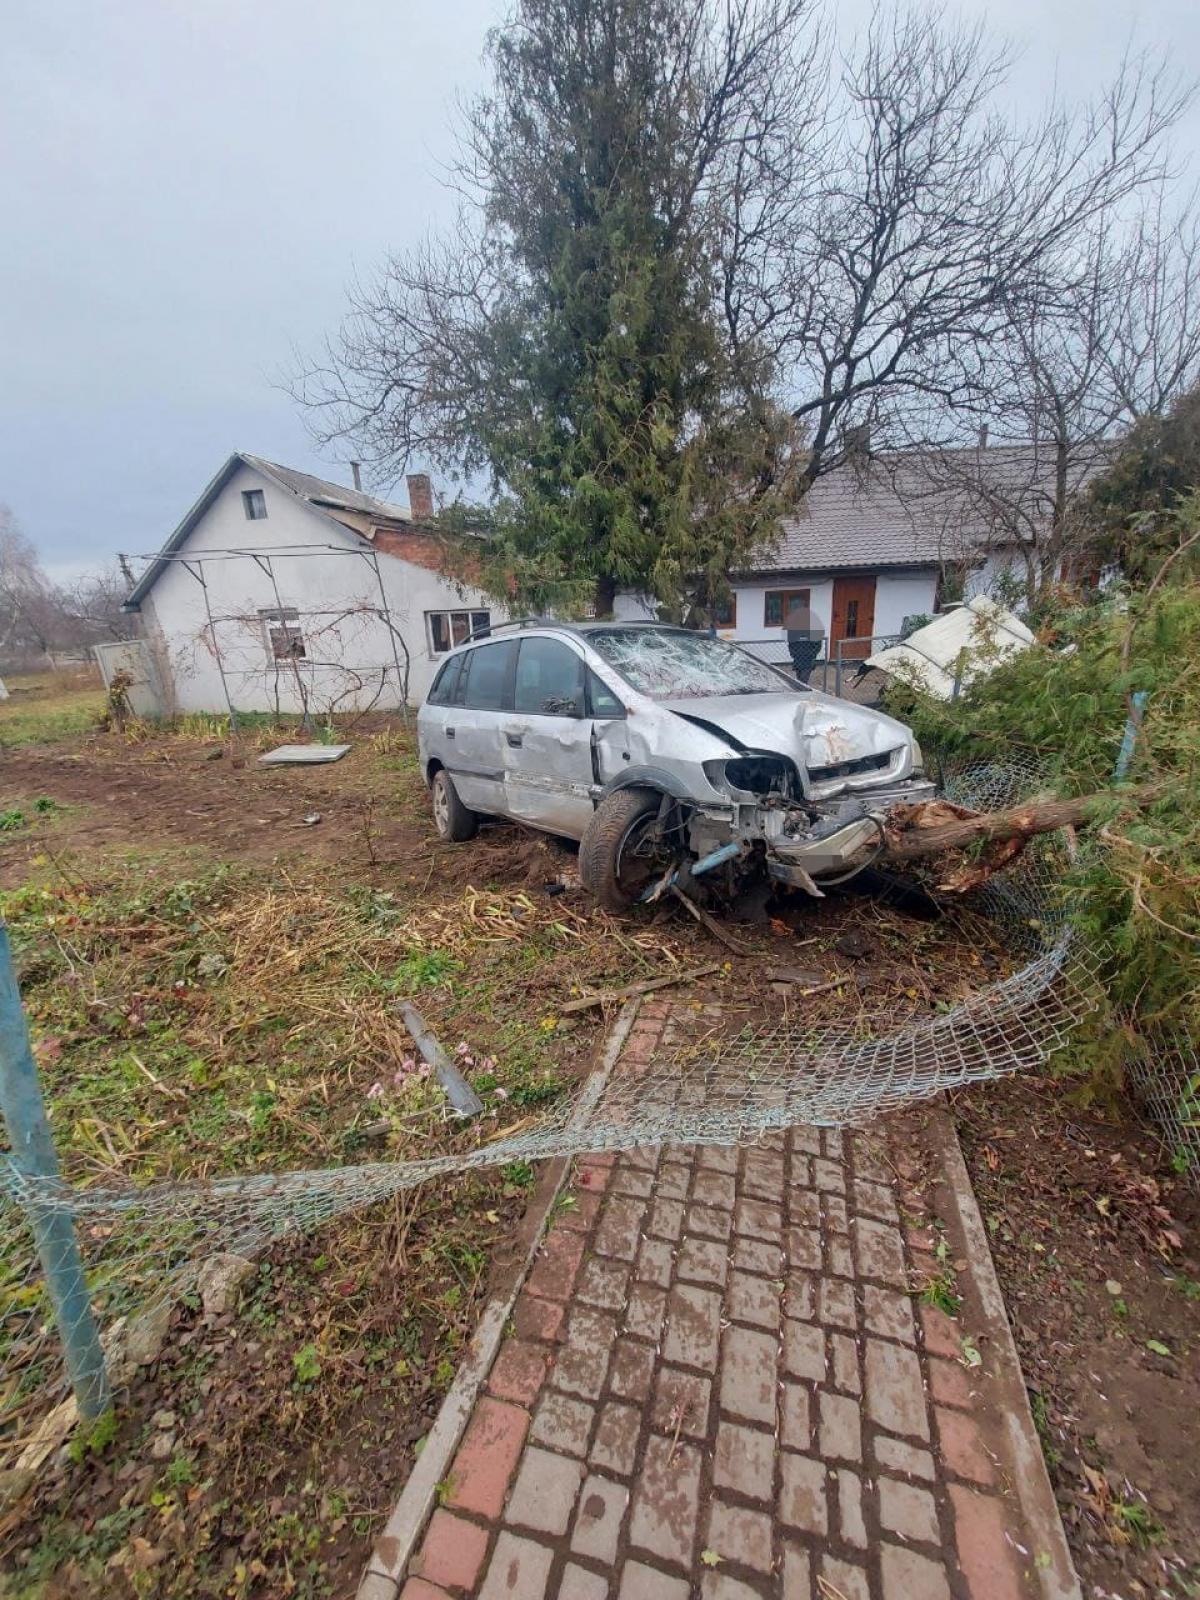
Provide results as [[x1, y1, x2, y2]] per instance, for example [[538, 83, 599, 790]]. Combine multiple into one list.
[[0, 923, 110, 1419]]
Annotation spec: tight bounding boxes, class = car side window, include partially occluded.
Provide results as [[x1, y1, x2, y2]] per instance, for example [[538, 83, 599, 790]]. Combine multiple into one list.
[[427, 654, 461, 706], [460, 640, 517, 711], [514, 637, 583, 715], [586, 669, 626, 719]]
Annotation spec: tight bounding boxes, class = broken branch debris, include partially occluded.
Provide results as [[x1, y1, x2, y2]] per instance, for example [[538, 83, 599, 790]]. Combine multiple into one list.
[[396, 1001, 485, 1119], [560, 962, 722, 1014]]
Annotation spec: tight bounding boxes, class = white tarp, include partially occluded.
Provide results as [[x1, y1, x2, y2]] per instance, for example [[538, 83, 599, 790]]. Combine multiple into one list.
[[865, 596, 1035, 700]]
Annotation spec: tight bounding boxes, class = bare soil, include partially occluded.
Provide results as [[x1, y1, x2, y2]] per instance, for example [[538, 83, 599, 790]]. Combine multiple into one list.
[[956, 1079, 1200, 1598]]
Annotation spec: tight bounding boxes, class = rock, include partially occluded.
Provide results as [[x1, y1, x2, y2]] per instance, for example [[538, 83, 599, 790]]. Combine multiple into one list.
[[0, 1467, 36, 1509], [151, 1410, 176, 1432], [835, 930, 873, 960], [149, 1432, 175, 1462], [125, 1299, 173, 1366], [196, 1253, 257, 1317]]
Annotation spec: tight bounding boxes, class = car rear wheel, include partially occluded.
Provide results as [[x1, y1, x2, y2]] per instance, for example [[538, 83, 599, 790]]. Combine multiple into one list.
[[430, 768, 478, 842], [580, 788, 680, 913]]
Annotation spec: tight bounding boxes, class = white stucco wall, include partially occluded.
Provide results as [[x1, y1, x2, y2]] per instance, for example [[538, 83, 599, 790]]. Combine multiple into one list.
[[616, 568, 938, 649], [136, 462, 504, 714]]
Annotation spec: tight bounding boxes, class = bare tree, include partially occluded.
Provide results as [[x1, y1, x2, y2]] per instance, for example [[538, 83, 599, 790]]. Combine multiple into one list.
[[0, 508, 63, 662], [57, 565, 139, 647]]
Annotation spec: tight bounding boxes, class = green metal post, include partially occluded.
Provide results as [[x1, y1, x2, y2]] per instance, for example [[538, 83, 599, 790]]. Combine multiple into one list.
[[0, 923, 110, 1418]]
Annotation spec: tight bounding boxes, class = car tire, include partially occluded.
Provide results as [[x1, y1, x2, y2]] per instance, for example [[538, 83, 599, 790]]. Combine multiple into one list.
[[580, 787, 670, 913], [430, 768, 478, 842]]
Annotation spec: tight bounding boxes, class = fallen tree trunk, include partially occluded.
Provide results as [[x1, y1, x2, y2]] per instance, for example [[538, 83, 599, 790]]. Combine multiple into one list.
[[874, 788, 1153, 893]]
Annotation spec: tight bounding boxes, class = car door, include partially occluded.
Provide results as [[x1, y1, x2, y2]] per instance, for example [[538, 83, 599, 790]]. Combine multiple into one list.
[[501, 636, 603, 838], [443, 639, 517, 816]]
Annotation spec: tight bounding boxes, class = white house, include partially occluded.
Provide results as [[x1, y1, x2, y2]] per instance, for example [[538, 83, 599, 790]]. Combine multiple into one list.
[[616, 444, 1078, 661], [122, 454, 504, 715]]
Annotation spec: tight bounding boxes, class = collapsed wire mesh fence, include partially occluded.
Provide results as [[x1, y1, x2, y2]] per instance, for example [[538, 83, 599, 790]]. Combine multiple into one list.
[[1, 755, 1120, 1429]]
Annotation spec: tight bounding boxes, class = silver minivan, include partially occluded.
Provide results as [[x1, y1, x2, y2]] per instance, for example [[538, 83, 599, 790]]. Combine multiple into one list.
[[417, 622, 934, 910]]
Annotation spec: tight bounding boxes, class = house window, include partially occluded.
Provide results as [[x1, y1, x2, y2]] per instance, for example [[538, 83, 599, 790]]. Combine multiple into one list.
[[259, 607, 305, 662], [764, 588, 811, 628], [712, 594, 736, 628], [242, 489, 267, 520], [845, 599, 860, 637], [427, 609, 490, 654]]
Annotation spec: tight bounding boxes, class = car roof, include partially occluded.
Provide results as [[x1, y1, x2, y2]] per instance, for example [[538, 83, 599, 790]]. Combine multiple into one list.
[[442, 619, 693, 655]]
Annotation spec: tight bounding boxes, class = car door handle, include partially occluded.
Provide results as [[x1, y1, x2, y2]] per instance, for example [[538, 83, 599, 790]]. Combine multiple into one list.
[[445, 726, 456, 740], [505, 731, 523, 748]]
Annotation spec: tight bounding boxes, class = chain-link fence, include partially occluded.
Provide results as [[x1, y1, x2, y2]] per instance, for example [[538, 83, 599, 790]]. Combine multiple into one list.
[[738, 635, 902, 705]]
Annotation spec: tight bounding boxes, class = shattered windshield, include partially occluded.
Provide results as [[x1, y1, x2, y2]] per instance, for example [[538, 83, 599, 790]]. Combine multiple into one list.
[[588, 628, 798, 700]]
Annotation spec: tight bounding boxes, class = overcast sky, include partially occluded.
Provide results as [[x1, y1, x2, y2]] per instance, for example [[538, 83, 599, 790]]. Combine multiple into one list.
[[2, 0, 1198, 578]]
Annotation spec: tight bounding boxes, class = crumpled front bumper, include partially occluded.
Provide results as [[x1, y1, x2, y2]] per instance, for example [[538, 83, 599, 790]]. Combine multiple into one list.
[[764, 778, 938, 884]]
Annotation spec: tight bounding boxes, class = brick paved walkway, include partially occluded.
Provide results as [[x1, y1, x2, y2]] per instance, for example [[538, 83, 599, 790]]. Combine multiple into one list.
[[377, 1001, 1065, 1600]]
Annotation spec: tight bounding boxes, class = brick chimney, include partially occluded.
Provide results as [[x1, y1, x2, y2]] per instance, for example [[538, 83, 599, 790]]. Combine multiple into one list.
[[406, 472, 434, 520]]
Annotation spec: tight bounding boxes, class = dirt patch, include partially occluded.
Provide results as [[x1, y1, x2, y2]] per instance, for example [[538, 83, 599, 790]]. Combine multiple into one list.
[[956, 1079, 1200, 1597]]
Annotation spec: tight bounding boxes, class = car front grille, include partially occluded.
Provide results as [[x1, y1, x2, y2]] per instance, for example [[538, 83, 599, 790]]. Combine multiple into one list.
[[807, 748, 897, 783]]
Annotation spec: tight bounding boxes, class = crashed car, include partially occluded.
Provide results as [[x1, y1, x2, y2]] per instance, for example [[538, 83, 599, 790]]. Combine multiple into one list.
[[417, 621, 935, 910]]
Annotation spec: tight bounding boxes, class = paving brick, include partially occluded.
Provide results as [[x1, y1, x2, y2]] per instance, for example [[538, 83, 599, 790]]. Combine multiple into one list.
[[824, 1235, 855, 1279], [838, 1467, 867, 1548], [559, 1191, 601, 1232], [697, 1143, 739, 1173], [719, 1325, 778, 1425], [852, 1217, 909, 1287], [733, 1236, 784, 1277], [714, 1421, 775, 1500], [527, 1227, 587, 1300], [778, 1453, 828, 1535], [790, 1125, 822, 1156], [813, 1157, 846, 1193], [819, 1390, 863, 1461], [821, 1556, 870, 1600], [781, 1544, 811, 1598], [782, 1318, 826, 1382], [560, 1562, 610, 1600], [651, 1368, 711, 1440], [780, 1383, 811, 1451], [726, 1270, 781, 1331], [489, 1339, 549, 1407], [949, 1485, 1024, 1600], [662, 1284, 723, 1369], [700, 1574, 766, 1600], [506, 1445, 585, 1533], [863, 1283, 916, 1344], [688, 1204, 734, 1241], [854, 1177, 899, 1220], [920, 1304, 964, 1360], [786, 1187, 820, 1228], [879, 1476, 940, 1544], [594, 1197, 647, 1261], [628, 1435, 702, 1569], [636, 1237, 675, 1290], [591, 1400, 642, 1476], [447, 1397, 529, 1518], [741, 1162, 785, 1201], [865, 1338, 930, 1441], [823, 1192, 849, 1233], [784, 1222, 825, 1273], [398, 1581, 451, 1600], [705, 1500, 774, 1573], [879, 1543, 951, 1600], [609, 1339, 656, 1401], [571, 1474, 630, 1565], [625, 1282, 667, 1342], [677, 1236, 729, 1288], [692, 1170, 737, 1209], [514, 1294, 565, 1344], [656, 1164, 691, 1200], [874, 1434, 936, 1480], [577, 1257, 631, 1311], [412, 1510, 489, 1592], [822, 1128, 844, 1158], [936, 1405, 997, 1485], [611, 1166, 655, 1198], [646, 1197, 686, 1243], [929, 1356, 974, 1410], [831, 1332, 862, 1395], [477, 1530, 554, 1600], [735, 1198, 782, 1240], [818, 1276, 857, 1329], [555, 1307, 617, 1398], [784, 1272, 815, 1321], [618, 1561, 689, 1600], [530, 1390, 594, 1457]]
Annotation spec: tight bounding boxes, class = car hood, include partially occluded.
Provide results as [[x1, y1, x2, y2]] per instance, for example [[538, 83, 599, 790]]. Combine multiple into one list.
[[663, 691, 911, 769]]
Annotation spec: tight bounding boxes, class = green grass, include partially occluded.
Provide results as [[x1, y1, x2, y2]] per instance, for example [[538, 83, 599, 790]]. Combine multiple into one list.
[[0, 677, 106, 747]]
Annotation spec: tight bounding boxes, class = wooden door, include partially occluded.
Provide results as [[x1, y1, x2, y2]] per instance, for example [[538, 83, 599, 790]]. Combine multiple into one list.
[[830, 575, 877, 662]]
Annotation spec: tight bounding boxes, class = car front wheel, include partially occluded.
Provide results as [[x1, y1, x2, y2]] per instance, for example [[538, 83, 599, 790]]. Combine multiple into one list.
[[430, 768, 478, 842], [580, 788, 680, 913]]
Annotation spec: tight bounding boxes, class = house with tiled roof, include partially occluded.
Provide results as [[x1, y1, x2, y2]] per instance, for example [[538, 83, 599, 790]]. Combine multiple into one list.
[[616, 442, 1082, 659]]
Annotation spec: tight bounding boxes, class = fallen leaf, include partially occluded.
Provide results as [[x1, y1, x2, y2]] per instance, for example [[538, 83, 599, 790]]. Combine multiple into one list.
[[1146, 1339, 1171, 1357], [1095, 1196, 1112, 1216], [700, 1550, 723, 1568], [1104, 1279, 1122, 1296]]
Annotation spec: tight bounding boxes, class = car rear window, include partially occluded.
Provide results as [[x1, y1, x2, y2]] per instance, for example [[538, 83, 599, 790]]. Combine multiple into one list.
[[427, 654, 462, 706], [459, 639, 517, 710], [588, 628, 794, 700]]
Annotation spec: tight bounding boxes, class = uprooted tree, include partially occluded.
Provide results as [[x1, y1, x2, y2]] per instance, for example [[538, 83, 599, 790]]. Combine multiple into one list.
[[296, 0, 1191, 618]]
